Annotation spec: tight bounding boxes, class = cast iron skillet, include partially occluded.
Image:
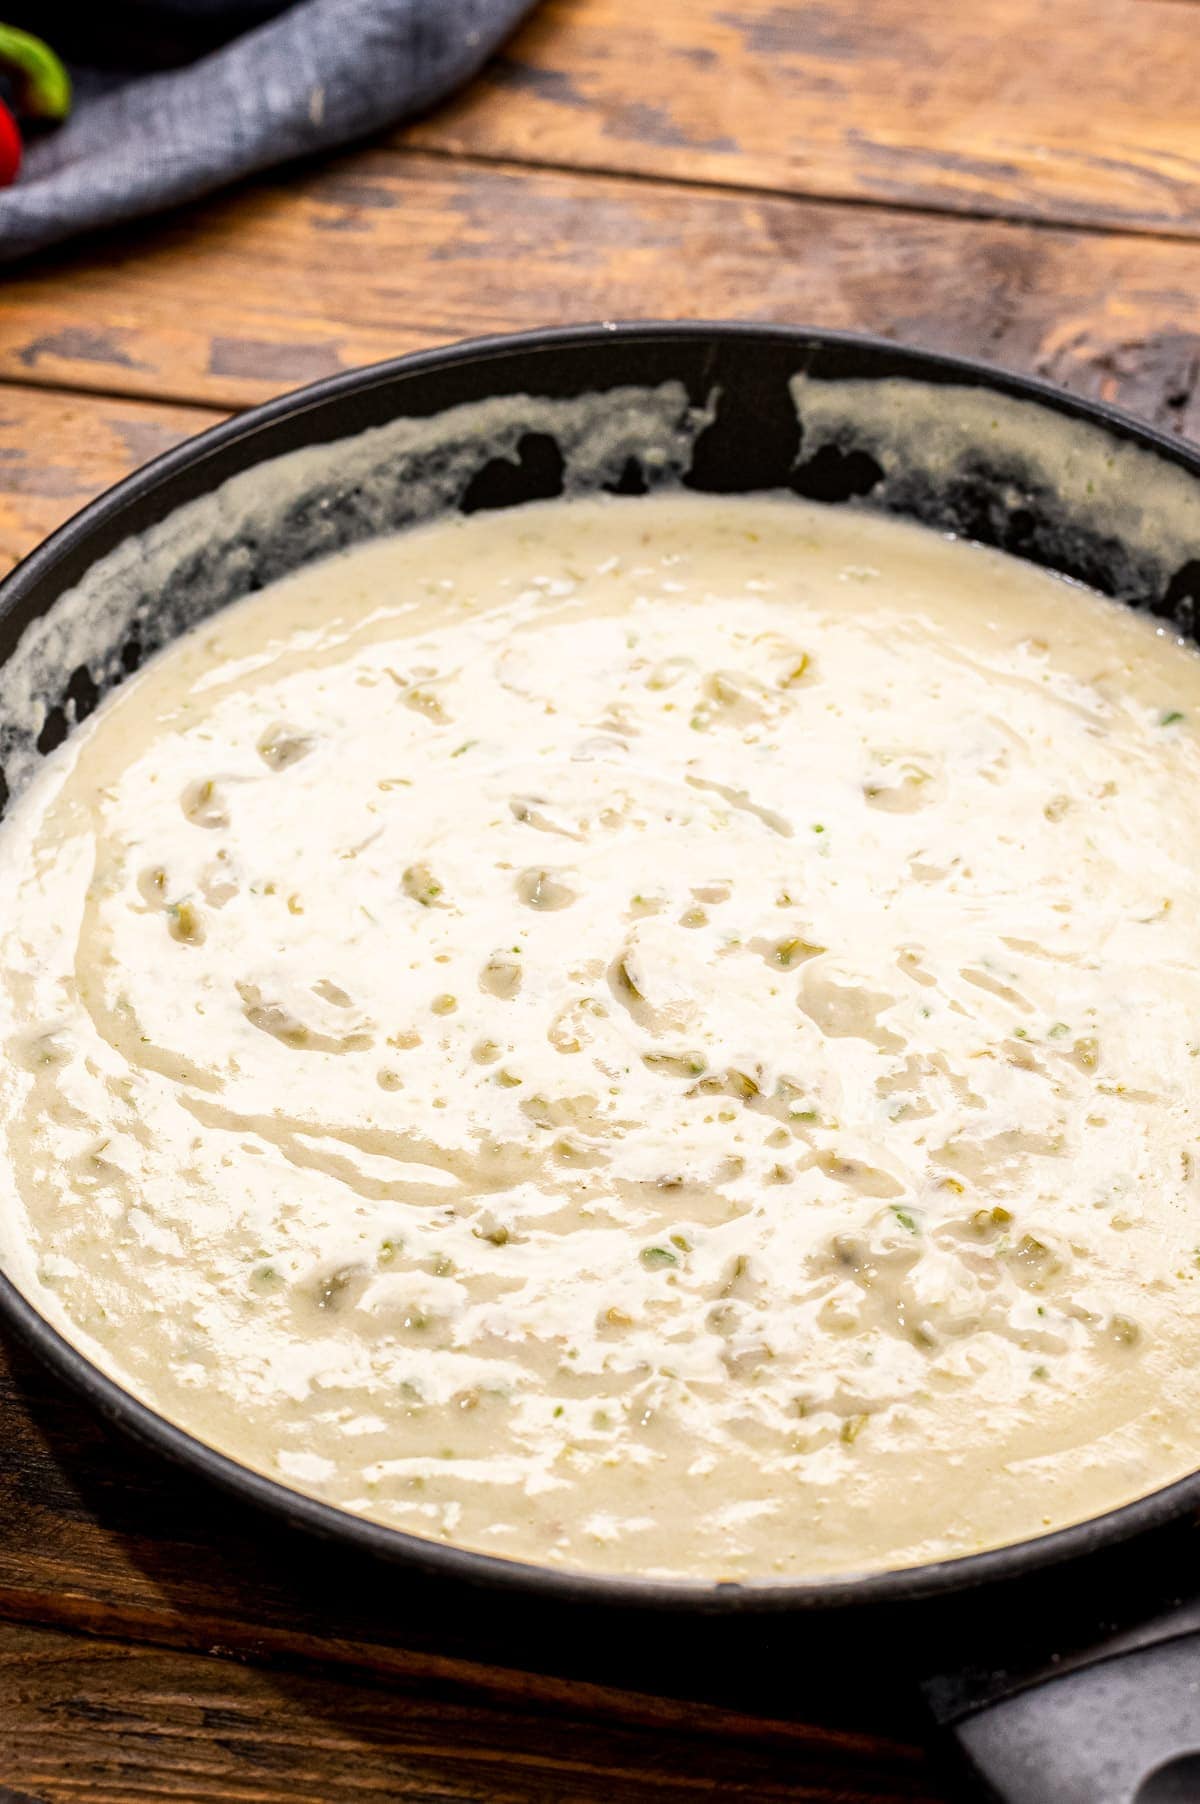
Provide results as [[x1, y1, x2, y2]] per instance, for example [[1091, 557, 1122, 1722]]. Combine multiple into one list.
[[2, 323, 1200, 1804]]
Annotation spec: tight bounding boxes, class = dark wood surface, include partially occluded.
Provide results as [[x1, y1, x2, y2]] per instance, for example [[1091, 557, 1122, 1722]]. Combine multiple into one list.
[[1, 3, 1199, 1795]]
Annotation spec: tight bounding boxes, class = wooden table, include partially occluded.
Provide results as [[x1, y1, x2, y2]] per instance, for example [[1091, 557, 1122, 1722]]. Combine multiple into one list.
[[1, 3, 1199, 1795]]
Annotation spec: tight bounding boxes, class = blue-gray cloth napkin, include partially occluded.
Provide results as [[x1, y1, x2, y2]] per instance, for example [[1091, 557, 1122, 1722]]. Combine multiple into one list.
[[0, 0, 537, 263]]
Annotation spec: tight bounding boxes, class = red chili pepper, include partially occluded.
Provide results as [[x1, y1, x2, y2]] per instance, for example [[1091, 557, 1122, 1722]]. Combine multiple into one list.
[[0, 98, 20, 187]]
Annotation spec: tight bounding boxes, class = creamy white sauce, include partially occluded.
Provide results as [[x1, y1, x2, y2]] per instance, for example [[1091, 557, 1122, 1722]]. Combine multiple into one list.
[[4, 491, 1200, 1582]]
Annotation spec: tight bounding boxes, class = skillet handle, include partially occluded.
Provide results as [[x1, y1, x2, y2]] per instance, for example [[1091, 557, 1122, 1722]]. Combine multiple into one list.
[[939, 1632, 1200, 1803]]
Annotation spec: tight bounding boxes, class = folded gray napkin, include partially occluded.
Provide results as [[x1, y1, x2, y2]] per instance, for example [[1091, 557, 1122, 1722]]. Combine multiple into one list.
[[0, 0, 537, 263]]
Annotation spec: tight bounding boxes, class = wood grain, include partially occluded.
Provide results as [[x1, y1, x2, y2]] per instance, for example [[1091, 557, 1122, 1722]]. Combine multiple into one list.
[[0, 386, 224, 578], [405, 0, 1200, 237], [3, 152, 1200, 433], [0, 1617, 943, 1804]]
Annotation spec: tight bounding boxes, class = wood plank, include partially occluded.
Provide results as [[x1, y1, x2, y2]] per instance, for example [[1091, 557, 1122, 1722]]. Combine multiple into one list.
[[0, 1618, 944, 1804], [405, 0, 1200, 237], [3, 152, 1200, 434], [0, 385, 225, 579]]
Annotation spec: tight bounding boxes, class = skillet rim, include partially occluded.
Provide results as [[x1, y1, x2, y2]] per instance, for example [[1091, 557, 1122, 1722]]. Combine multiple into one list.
[[3, 317, 1199, 1614]]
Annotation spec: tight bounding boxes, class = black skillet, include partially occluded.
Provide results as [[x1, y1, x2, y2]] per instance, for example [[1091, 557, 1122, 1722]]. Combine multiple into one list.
[[2, 322, 1200, 1804]]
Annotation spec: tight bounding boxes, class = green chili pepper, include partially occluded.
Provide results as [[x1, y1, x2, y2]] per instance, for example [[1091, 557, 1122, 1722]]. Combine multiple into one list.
[[0, 26, 71, 123]]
